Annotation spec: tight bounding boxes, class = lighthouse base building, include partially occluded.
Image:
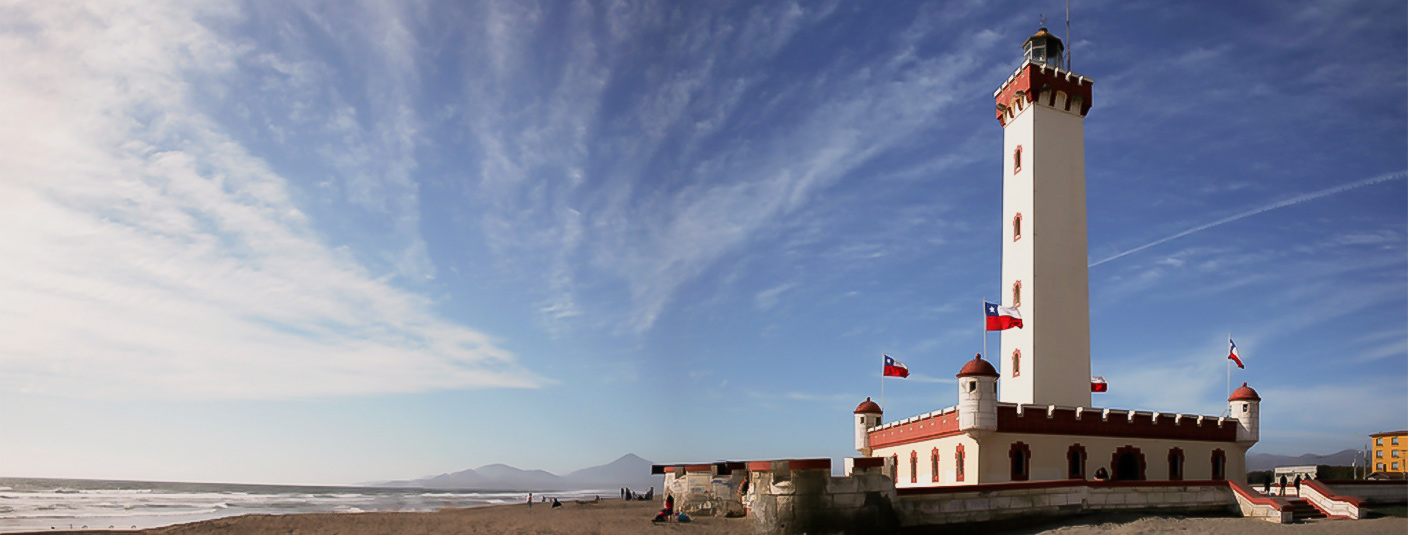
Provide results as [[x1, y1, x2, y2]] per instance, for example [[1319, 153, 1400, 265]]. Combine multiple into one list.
[[652, 26, 1406, 534]]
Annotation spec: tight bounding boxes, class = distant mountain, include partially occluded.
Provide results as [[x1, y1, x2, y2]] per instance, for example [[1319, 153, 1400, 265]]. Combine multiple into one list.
[[1247, 449, 1359, 471], [377, 453, 660, 491]]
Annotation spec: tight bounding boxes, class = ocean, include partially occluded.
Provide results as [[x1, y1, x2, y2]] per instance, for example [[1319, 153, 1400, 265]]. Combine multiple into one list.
[[0, 477, 611, 533]]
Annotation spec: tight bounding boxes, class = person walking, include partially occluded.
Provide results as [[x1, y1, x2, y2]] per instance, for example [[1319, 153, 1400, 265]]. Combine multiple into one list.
[[527, 492, 533, 508], [1293, 475, 1302, 495]]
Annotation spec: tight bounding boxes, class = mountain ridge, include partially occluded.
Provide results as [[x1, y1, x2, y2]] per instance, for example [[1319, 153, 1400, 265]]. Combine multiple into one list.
[[376, 453, 660, 491], [1247, 449, 1359, 471]]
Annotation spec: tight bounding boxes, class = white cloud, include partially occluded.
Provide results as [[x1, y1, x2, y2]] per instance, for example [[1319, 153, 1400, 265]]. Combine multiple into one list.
[[0, 1, 546, 400]]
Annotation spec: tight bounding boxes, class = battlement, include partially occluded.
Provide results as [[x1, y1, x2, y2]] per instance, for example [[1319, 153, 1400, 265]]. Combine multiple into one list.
[[867, 406, 961, 449], [997, 403, 1238, 442], [867, 403, 1238, 448], [993, 60, 1094, 125]]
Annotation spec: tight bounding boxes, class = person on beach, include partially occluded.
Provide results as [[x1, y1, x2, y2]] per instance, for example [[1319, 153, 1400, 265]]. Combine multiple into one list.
[[551, 498, 562, 508], [527, 492, 533, 508], [664, 494, 674, 517]]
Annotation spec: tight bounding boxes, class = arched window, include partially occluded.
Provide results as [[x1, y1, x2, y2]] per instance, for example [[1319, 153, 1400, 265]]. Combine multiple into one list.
[[955, 445, 966, 482], [891, 454, 899, 483], [1211, 449, 1226, 480], [1010, 442, 1031, 481], [931, 448, 940, 483], [1013, 146, 1023, 174], [1111, 445, 1146, 481], [1012, 281, 1022, 308], [910, 450, 918, 484], [1067, 444, 1087, 479], [1011, 349, 1021, 377], [1168, 448, 1184, 481], [1013, 213, 1023, 241]]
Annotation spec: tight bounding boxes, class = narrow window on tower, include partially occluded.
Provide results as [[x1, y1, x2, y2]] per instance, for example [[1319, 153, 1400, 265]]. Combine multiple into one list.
[[931, 448, 940, 483], [1013, 213, 1023, 241], [891, 454, 898, 483], [1012, 349, 1021, 377], [1012, 281, 1022, 307], [1013, 146, 1023, 174]]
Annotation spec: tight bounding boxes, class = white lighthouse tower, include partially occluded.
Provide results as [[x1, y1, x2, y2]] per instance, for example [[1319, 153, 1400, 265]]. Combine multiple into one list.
[[995, 27, 1094, 408]]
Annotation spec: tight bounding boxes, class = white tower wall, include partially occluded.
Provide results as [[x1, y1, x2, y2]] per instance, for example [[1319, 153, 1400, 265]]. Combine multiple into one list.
[[855, 411, 881, 455], [999, 80, 1093, 409], [1231, 399, 1260, 445], [957, 376, 998, 436]]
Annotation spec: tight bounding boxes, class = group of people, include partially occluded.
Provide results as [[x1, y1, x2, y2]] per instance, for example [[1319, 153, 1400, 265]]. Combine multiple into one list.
[[524, 493, 563, 509], [652, 494, 690, 523], [1263, 474, 1304, 496], [619, 486, 653, 501]]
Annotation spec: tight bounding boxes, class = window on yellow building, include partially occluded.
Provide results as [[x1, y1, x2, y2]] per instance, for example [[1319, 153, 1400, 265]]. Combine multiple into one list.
[[1377, 451, 1384, 458], [1393, 450, 1400, 458], [1376, 438, 1383, 446], [1394, 437, 1400, 445]]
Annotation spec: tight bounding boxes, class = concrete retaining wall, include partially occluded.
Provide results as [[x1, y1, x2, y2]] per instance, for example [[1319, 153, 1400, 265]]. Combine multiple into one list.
[[1321, 480, 1408, 505], [897, 480, 1238, 527]]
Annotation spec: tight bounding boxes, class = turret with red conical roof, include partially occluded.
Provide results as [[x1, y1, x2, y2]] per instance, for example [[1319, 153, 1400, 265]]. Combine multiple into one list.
[[957, 354, 999, 436], [1228, 382, 1261, 446], [854, 397, 882, 456]]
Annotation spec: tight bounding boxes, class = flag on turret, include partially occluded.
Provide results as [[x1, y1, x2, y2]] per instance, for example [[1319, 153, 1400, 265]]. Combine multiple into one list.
[[1091, 376, 1108, 393], [985, 302, 1023, 331], [1228, 338, 1244, 369], [883, 355, 909, 378]]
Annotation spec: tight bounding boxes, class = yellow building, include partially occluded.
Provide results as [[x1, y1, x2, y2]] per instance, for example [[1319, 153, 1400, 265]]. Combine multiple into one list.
[[1369, 430, 1407, 476]]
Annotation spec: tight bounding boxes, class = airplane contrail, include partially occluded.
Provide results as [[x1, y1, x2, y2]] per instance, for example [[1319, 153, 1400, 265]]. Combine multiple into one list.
[[1089, 170, 1407, 268]]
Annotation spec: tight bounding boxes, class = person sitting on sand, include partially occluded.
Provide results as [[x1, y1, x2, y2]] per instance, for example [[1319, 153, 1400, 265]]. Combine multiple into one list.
[[551, 498, 562, 508], [664, 494, 674, 517], [652, 510, 669, 522]]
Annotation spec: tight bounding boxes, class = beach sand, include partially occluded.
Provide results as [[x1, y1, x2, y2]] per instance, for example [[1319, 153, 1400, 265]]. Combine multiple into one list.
[[19, 501, 1406, 535]]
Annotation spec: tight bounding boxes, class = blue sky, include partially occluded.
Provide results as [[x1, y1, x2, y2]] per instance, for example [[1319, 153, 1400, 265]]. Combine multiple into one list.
[[1, 0, 1404, 485]]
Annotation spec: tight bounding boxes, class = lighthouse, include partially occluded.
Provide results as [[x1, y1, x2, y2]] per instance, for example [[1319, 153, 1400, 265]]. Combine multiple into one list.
[[994, 27, 1094, 408]]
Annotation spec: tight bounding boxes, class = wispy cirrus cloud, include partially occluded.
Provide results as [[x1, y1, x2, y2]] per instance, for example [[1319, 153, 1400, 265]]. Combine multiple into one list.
[[0, 1, 545, 399], [455, 2, 1005, 334]]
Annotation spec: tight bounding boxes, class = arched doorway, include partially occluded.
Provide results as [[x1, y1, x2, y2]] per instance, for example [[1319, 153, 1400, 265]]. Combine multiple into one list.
[[1111, 446, 1145, 481]]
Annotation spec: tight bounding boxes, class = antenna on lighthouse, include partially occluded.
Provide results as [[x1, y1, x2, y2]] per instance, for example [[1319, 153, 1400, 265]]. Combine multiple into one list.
[[1065, 0, 1072, 70]]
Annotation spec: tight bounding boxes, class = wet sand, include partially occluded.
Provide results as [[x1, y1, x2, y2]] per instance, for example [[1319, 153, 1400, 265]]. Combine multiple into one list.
[[17, 500, 1406, 535]]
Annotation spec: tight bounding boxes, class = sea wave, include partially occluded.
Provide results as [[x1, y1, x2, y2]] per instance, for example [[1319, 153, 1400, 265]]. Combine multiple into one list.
[[1, 508, 221, 520]]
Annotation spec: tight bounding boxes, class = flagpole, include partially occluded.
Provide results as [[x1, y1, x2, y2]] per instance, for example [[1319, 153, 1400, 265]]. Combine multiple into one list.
[[1226, 333, 1231, 402], [982, 297, 988, 360], [881, 353, 886, 412]]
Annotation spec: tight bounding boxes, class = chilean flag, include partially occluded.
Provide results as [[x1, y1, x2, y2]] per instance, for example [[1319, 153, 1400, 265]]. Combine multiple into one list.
[[883, 355, 909, 378], [1091, 376, 1108, 393], [985, 302, 1023, 331], [1228, 338, 1244, 369]]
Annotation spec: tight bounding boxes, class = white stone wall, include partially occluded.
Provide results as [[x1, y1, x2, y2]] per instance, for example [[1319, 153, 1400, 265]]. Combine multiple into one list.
[[871, 434, 979, 489], [977, 432, 1247, 483], [999, 87, 1092, 409]]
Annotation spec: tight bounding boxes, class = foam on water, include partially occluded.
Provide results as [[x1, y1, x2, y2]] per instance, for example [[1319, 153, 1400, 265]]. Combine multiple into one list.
[[0, 478, 604, 533]]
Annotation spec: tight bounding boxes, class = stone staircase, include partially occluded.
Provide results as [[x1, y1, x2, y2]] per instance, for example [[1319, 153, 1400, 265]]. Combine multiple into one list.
[[1286, 497, 1327, 521]]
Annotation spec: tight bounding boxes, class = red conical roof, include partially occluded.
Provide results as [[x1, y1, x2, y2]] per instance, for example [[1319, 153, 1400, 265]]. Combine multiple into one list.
[[957, 354, 1000, 378], [854, 397, 882, 414], [1229, 382, 1261, 402]]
